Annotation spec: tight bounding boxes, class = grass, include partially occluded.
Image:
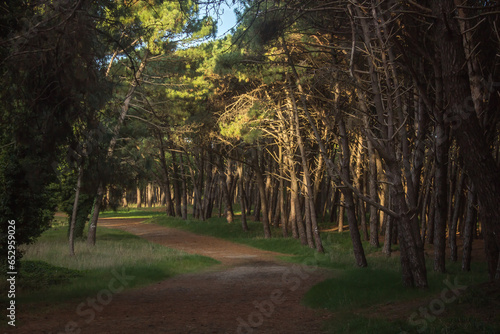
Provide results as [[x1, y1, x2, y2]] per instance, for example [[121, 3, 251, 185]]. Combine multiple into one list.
[[99, 207, 165, 219], [1, 216, 218, 315]]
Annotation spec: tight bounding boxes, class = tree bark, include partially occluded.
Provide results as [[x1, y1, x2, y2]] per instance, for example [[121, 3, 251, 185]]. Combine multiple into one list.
[[158, 134, 174, 216], [338, 193, 344, 233], [179, 152, 188, 220], [253, 149, 271, 239], [136, 186, 142, 208], [171, 151, 182, 217], [237, 162, 249, 232], [220, 156, 234, 224], [367, 138, 379, 247], [339, 117, 367, 267], [462, 184, 477, 272], [450, 168, 466, 262], [289, 155, 306, 244], [433, 122, 449, 273], [69, 166, 83, 256]]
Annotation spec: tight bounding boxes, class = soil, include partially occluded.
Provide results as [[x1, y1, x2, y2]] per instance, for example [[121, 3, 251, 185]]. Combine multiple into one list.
[[13, 218, 334, 334]]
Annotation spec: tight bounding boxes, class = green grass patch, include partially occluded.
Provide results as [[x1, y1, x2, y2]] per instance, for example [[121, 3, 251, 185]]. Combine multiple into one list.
[[304, 261, 494, 333], [18, 260, 83, 291], [99, 207, 165, 219], [303, 261, 489, 311]]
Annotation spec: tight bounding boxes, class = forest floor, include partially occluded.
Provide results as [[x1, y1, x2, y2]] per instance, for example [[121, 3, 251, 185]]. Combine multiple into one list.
[[15, 217, 335, 334]]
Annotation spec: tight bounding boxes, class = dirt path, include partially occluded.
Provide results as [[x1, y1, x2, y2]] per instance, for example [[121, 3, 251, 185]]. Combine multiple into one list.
[[15, 218, 334, 334]]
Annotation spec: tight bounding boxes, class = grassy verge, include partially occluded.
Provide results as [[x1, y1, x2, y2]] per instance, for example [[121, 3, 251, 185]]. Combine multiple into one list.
[[1, 216, 218, 315]]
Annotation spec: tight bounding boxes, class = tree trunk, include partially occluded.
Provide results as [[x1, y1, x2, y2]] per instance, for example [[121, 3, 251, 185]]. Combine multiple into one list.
[[220, 156, 234, 224], [254, 149, 271, 239], [158, 134, 174, 216], [147, 183, 153, 208], [353, 136, 368, 241], [253, 186, 261, 221], [171, 151, 182, 217], [339, 117, 367, 267], [462, 184, 477, 272], [279, 168, 288, 237], [289, 155, 306, 244], [303, 183, 315, 249], [238, 162, 249, 232], [69, 166, 83, 256], [338, 193, 344, 233], [136, 186, 142, 208], [387, 165, 428, 287], [433, 122, 449, 273], [382, 196, 392, 257], [450, 169, 466, 262], [179, 153, 188, 220], [367, 139, 379, 247]]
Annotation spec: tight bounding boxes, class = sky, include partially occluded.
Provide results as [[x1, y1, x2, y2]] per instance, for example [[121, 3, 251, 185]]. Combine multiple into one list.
[[216, 2, 238, 38]]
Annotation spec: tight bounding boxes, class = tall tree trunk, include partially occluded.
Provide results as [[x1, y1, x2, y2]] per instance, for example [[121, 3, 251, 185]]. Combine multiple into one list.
[[339, 118, 367, 267], [279, 158, 288, 237], [353, 136, 368, 241], [450, 168, 466, 262], [387, 163, 428, 288], [238, 162, 249, 232], [136, 186, 142, 208], [338, 193, 344, 233], [220, 156, 234, 224], [69, 166, 83, 256], [303, 181, 315, 249], [179, 153, 188, 220], [171, 151, 182, 217], [289, 155, 306, 244], [462, 184, 477, 272], [253, 149, 271, 239], [382, 194, 392, 257], [147, 183, 153, 208], [313, 153, 325, 215], [433, 122, 449, 273], [330, 188, 339, 224], [367, 138, 379, 247], [158, 134, 174, 216]]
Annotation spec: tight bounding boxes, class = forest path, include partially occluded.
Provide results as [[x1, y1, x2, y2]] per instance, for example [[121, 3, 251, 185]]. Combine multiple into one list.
[[16, 218, 334, 334]]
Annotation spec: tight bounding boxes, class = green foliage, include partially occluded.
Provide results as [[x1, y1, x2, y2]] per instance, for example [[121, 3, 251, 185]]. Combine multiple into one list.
[[219, 100, 270, 143], [0, 144, 57, 262], [0, 0, 112, 258]]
